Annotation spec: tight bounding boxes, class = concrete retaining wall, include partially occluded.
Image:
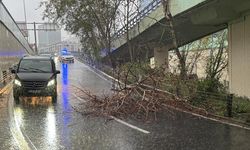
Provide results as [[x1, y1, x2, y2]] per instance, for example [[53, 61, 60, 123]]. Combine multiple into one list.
[[0, 2, 33, 81]]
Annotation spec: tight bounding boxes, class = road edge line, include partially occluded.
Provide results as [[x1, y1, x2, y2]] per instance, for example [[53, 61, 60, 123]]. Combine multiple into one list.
[[8, 89, 38, 150], [7, 88, 32, 150], [72, 93, 86, 102], [110, 116, 150, 134], [70, 78, 150, 134]]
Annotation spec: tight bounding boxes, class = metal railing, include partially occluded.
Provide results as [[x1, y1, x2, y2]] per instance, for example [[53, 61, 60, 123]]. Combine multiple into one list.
[[1, 70, 12, 84], [0, 70, 13, 90], [114, 0, 162, 38]]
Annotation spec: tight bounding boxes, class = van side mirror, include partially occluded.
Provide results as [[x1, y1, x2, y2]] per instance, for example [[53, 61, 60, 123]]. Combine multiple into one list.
[[55, 70, 60, 74], [11, 69, 16, 74]]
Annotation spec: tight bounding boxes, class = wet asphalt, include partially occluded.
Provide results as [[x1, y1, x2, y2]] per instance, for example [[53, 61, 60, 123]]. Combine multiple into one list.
[[0, 60, 250, 150], [0, 94, 19, 149]]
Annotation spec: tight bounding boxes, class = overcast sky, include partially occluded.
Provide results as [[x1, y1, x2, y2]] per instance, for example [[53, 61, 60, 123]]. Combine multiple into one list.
[[2, 0, 72, 42], [3, 0, 43, 22]]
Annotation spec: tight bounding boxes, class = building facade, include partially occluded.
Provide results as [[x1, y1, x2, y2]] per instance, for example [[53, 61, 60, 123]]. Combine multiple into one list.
[[39, 40, 82, 54], [38, 23, 61, 52]]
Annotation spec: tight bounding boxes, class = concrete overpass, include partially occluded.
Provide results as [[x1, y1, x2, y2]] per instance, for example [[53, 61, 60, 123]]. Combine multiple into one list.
[[110, 0, 250, 97], [0, 2, 33, 81]]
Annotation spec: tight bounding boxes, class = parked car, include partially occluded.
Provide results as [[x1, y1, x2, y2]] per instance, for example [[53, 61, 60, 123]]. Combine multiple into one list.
[[11, 55, 60, 104], [59, 52, 74, 63]]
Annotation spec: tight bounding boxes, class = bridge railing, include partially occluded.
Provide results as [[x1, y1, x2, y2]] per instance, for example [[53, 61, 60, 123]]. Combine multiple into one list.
[[114, 0, 162, 38], [0, 2, 33, 54]]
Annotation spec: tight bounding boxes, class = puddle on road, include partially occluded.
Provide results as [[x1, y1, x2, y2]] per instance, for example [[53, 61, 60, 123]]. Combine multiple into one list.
[[19, 96, 53, 106]]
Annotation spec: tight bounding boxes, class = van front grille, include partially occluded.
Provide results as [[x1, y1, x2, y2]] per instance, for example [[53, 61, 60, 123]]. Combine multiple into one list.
[[22, 81, 47, 89]]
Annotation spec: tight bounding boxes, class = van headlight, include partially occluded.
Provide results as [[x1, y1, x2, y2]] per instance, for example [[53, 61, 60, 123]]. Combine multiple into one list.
[[47, 79, 55, 86], [14, 79, 22, 86]]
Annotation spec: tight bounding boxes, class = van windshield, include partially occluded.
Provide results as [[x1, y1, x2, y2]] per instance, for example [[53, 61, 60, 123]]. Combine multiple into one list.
[[18, 59, 52, 73]]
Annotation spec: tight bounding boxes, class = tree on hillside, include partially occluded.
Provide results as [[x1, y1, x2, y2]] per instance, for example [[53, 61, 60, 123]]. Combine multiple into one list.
[[161, 0, 227, 81], [161, 0, 187, 79], [169, 39, 208, 76]]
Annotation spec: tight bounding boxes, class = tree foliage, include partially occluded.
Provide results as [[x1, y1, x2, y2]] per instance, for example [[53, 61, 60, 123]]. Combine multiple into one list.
[[161, 0, 187, 79], [41, 0, 123, 68], [205, 30, 228, 80]]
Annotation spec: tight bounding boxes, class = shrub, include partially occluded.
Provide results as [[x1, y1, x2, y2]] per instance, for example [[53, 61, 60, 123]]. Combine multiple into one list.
[[190, 78, 227, 110], [233, 96, 250, 114]]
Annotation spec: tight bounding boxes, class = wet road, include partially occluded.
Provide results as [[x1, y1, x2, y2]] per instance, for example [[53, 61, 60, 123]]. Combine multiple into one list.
[[1, 60, 250, 150], [0, 92, 20, 149]]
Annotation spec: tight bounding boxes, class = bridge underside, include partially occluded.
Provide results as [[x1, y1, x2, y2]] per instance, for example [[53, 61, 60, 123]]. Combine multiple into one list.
[[111, 0, 250, 61]]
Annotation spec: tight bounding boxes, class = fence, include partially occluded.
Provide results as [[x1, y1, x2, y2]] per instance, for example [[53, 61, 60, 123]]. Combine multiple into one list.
[[0, 70, 12, 95], [114, 0, 162, 38], [76, 54, 250, 123], [192, 90, 233, 117], [0, 70, 13, 88]]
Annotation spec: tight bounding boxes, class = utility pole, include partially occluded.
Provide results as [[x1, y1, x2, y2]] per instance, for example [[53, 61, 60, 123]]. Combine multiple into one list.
[[34, 22, 38, 54], [23, 0, 27, 23], [18, 22, 58, 54]]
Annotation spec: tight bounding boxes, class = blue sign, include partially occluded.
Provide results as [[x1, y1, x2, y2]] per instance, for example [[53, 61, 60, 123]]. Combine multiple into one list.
[[61, 48, 68, 55]]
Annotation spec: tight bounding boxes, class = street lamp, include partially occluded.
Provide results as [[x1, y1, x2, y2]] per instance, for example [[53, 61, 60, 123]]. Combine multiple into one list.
[[23, 0, 27, 23], [22, 0, 29, 42]]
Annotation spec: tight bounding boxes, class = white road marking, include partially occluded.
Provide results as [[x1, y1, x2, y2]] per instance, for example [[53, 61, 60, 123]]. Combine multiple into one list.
[[13, 105, 38, 150], [77, 61, 250, 131], [110, 116, 150, 134], [80, 67, 111, 83], [76, 61, 150, 134], [76, 60, 127, 90], [21, 129, 38, 150], [72, 93, 86, 102], [71, 84, 150, 134], [7, 90, 34, 150], [74, 60, 110, 83], [10, 129, 21, 150]]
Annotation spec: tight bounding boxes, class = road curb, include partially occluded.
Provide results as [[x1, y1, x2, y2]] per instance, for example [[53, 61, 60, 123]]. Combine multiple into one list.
[[162, 104, 250, 130], [7, 89, 37, 150], [76, 58, 250, 130], [76, 58, 118, 82], [0, 83, 32, 150]]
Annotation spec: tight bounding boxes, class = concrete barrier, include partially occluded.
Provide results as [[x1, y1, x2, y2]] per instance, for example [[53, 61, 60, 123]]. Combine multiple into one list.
[[0, 2, 34, 83]]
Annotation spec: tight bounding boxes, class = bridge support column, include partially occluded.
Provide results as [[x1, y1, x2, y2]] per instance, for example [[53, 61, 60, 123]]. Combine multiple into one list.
[[228, 14, 250, 97], [153, 46, 169, 69]]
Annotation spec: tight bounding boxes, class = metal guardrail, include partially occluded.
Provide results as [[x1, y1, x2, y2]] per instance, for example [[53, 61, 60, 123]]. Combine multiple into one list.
[[114, 0, 162, 38], [0, 70, 13, 95]]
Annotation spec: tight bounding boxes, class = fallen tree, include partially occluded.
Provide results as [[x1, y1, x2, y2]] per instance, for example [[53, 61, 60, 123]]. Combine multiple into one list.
[[70, 66, 206, 121]]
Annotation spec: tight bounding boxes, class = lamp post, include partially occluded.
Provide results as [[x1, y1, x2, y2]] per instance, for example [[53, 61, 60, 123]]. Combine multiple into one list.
[[23, 0, 27, 24], [22, 0, 29, 42]]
